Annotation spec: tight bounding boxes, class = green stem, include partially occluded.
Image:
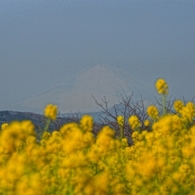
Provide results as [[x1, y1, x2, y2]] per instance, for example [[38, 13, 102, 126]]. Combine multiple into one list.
[[162, 95, 166, 115], [42, 118, 51, 137], [120, 126, 124, 142]]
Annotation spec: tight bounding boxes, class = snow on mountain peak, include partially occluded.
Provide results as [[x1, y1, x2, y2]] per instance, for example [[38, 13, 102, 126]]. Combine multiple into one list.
[[13, 64, 152, 113], [75, 64, 130, 92]]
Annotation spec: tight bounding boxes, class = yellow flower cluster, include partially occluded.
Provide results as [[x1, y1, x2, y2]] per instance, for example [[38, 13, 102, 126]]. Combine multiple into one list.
[[128, 115, 141, 131], [117, 115, 124, 127], [44, 104, 58, 120], [1, 123, 9, 130], [125, 112, 195, 194], [173, 100, 184, 112], [0, 116, 125, 195], [174, 100, 195, 123], [155, 78, 168, 95], [180, 102, 195, 123], [144, 119, 150, 127], [147, 105, 159, 119], [0, 78, 195, 195]]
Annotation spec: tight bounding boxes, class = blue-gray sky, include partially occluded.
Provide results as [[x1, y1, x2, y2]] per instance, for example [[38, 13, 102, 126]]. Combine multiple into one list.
[[0, 0, 195, 112]]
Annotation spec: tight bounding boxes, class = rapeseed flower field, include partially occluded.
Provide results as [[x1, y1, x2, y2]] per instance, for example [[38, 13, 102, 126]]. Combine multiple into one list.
[[0, 78, 195, 195]]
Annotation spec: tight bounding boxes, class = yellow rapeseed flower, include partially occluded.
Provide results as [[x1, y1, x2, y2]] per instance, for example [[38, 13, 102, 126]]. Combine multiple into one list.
[[117, 115, 124, 127], [173, 100, 184, 113], [2, 78, 195, 195], [186, 102, 195, 117], [128, 115, 141, 130], [1, 123, 9, 130], [155, 78, 168, 95], [132, 131, 139, 143], [180, 102, 195, 123], [80, 115, 93, 132], [144, 120, 150, 127], [122, 138, 128, 147], [147, 105, 159, 119], [44, 104, 58, 120]]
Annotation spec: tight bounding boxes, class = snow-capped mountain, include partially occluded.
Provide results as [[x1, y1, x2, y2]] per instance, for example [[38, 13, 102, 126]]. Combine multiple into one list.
[[11, 64, 153, 113]]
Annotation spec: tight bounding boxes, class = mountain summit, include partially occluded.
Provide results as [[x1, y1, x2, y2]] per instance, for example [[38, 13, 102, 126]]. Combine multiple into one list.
[[12, 65, 152, 113]]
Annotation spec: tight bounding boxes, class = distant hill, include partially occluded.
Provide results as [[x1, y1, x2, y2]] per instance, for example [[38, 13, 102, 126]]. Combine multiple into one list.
[[0, 110, 70, 136], [60, 100, 151, 125]]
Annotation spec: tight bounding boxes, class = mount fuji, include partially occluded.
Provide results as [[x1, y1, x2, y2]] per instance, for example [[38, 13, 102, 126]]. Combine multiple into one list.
[[11, 65, 154, 114]]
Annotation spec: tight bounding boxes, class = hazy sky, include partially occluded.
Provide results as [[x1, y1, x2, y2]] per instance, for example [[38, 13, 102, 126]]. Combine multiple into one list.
[[0, 0, 195, 111]]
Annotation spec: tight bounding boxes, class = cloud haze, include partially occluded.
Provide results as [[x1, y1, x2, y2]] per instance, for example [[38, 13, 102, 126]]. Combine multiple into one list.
[[0, 0, 195, 113]]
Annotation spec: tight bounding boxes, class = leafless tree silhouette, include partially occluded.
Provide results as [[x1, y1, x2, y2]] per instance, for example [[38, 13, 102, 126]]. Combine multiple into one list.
[[92, 93, 150, 145]]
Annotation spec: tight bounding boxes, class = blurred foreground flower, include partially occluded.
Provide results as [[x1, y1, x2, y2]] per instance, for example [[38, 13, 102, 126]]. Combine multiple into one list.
[[144, 119, 150, 127], [1, 123, 9, 130], [80, 115, 93, 132]]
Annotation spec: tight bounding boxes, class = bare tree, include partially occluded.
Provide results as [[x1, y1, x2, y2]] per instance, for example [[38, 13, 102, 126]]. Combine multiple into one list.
[[92, 93, 149, 145], [65, 112, 82, 123]]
